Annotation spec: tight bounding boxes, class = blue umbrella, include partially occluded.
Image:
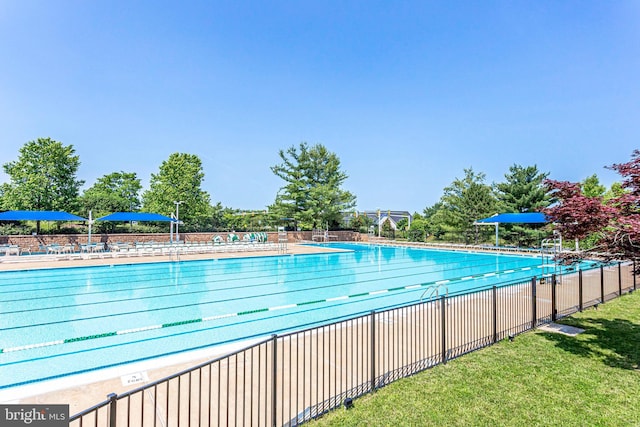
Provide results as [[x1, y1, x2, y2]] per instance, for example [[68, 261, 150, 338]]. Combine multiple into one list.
[[0, 210, 86, 221]]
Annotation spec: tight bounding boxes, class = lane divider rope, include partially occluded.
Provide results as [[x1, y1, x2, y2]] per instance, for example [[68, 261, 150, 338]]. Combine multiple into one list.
[[0, 265, 540, 354]]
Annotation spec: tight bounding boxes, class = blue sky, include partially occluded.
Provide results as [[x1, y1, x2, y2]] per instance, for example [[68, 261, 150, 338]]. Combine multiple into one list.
[[0, 1, 638, 214]]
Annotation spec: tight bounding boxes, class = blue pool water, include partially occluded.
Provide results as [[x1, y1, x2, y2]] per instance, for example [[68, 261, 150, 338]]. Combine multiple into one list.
[[0, 243, 585, 389]]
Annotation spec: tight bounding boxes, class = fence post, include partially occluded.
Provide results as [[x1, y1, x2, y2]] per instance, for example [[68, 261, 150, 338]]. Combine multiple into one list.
[[271, 334, 277, 427], [600, 265, 605, 304], [107, 393, 117, 427], [492, 286, 497, 343], [618, 262, 622, 296], [578, 270, 583, 312], [551, 274, 557, 322], [441, 296, 447, 365], [370, 310, 376, 393], [531, 277, 537, 329], [634, 260, 637, 291]]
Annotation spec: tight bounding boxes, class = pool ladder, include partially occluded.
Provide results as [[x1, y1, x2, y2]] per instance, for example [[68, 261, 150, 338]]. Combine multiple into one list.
[[168, 246, 181, 262], [420, 283, 449, 302]]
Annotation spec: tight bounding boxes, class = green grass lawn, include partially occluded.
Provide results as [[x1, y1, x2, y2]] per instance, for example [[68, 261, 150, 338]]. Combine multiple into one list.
[[311, 291, 640, 426]]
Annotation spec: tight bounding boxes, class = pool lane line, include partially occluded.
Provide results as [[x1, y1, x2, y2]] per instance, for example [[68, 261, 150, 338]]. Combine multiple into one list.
[[0, 265, 538, 355], [1, 254, 544, 320], [0, 243, 511, 286], [0, 251, 535, 304], [0, 247, 537, 297]]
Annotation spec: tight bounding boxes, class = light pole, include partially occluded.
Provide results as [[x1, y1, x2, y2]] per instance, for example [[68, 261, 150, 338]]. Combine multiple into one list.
[[174, 201, 184, 243], [128, 191, 134, 231]]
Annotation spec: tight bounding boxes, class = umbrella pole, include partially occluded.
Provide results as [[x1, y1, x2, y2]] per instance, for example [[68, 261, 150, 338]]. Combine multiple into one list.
[[88, 210, 92, 245]]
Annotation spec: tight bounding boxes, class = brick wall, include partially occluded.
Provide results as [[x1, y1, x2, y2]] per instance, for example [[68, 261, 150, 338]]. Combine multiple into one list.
[[1, 231, 365, 252]]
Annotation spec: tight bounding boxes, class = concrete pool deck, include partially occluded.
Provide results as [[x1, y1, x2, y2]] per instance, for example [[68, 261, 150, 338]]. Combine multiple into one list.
[[0, 242, 348, 271], [0, 243, 348, 411]]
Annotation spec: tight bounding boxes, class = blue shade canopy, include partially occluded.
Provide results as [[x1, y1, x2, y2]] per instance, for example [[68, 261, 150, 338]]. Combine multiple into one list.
[[0, 210, 86, 221], [96, 212, 174, 222], [475, 212, 548, 224]]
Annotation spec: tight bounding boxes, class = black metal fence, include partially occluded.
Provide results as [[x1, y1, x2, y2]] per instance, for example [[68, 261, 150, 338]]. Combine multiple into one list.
[[70, 261, 636, 427]]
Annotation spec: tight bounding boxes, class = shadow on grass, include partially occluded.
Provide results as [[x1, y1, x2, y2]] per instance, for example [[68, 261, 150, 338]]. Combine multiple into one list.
[[539, 317, 640, 370]]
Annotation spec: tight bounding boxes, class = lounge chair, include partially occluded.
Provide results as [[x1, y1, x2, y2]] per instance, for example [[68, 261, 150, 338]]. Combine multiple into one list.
[[46, 244, 62, 254], [0, 244, 20, 256], [242, 233, 257, 250], [210, 235, 226, 252], [228, 233, 246, 251]]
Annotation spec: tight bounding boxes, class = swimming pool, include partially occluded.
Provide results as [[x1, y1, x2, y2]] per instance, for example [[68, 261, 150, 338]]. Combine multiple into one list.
[[0, 243, 586, 389]]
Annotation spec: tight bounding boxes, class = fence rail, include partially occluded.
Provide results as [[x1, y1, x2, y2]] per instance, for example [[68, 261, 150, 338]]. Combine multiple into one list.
[[70, 261, 636, 427]]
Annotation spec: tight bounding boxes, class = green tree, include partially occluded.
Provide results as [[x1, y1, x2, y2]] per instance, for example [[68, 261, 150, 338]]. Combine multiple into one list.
[[494, 164, 551, 247], [2, 137, 84, 231], [0, 185, 6, 210], [581, 174, 606, 198], [209, 202, 229, 230], [142, 153, 212, 231], [407, 217, 428, 241], [80, 171, 142, 218], [603, 181, 625, 201], [495, 164, 550, 212], [221, 209, 269, 231], [270, 142, 356, 230], [439, 168, 497, 244], [347, 212, 373, 232], [222, 209, 243, 231], [422, 201, 451, 240], [423, 202, 443, 219]]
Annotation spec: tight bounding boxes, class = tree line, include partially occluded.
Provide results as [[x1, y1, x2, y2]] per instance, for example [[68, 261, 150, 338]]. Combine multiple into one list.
[[0, 137, 629, 254], [0, 138, 356, 234], [409, 165, 622, 247]]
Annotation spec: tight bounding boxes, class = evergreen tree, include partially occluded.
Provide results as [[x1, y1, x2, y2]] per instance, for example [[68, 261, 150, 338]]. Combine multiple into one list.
[[603, 182, 625, 201], [422, 201, 449, 240], [495, 164, 550, 212], [270, 142, 356, 230], [439, 168, 497, 244], [494, 164, 551, 246], [581, 174, 606, 198]]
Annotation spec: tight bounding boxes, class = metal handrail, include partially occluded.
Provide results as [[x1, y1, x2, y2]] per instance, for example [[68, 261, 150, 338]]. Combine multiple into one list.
[[420, 283, 449, 302]]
